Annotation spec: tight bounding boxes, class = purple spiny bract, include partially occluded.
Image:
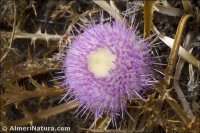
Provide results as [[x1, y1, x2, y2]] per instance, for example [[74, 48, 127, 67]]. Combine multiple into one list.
[[59, 20, 155, 126]]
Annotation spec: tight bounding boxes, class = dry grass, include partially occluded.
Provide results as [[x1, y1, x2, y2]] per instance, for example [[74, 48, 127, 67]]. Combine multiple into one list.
[[0, 0, 199, 132]]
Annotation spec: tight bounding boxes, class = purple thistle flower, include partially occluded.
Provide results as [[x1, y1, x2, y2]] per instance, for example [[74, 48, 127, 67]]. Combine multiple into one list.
[[59, 19, 155, 126]]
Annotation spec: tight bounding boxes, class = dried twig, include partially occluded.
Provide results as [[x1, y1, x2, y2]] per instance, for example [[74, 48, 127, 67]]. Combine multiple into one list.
[[144, 0, 155, 39], [164, 14, 194, 85], [0, 3, 16, 63], [92, 0, 123, 22], [152, 25, 200, 70], [10, 100, 78, 126]]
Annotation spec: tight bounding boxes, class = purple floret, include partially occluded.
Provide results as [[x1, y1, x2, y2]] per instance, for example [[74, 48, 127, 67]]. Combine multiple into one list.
[[60, 20, 155, 125]]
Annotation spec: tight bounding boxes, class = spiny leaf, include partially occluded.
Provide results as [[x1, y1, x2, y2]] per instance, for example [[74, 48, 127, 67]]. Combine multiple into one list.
[[1, 81, 65, 106]]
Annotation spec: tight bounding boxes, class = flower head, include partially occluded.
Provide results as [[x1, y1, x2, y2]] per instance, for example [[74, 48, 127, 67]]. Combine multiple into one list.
[[59, 20, 155, 125]]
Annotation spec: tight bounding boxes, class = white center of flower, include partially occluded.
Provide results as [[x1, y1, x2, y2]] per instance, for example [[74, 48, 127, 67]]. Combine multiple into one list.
[[87, 48, 116, 77]]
